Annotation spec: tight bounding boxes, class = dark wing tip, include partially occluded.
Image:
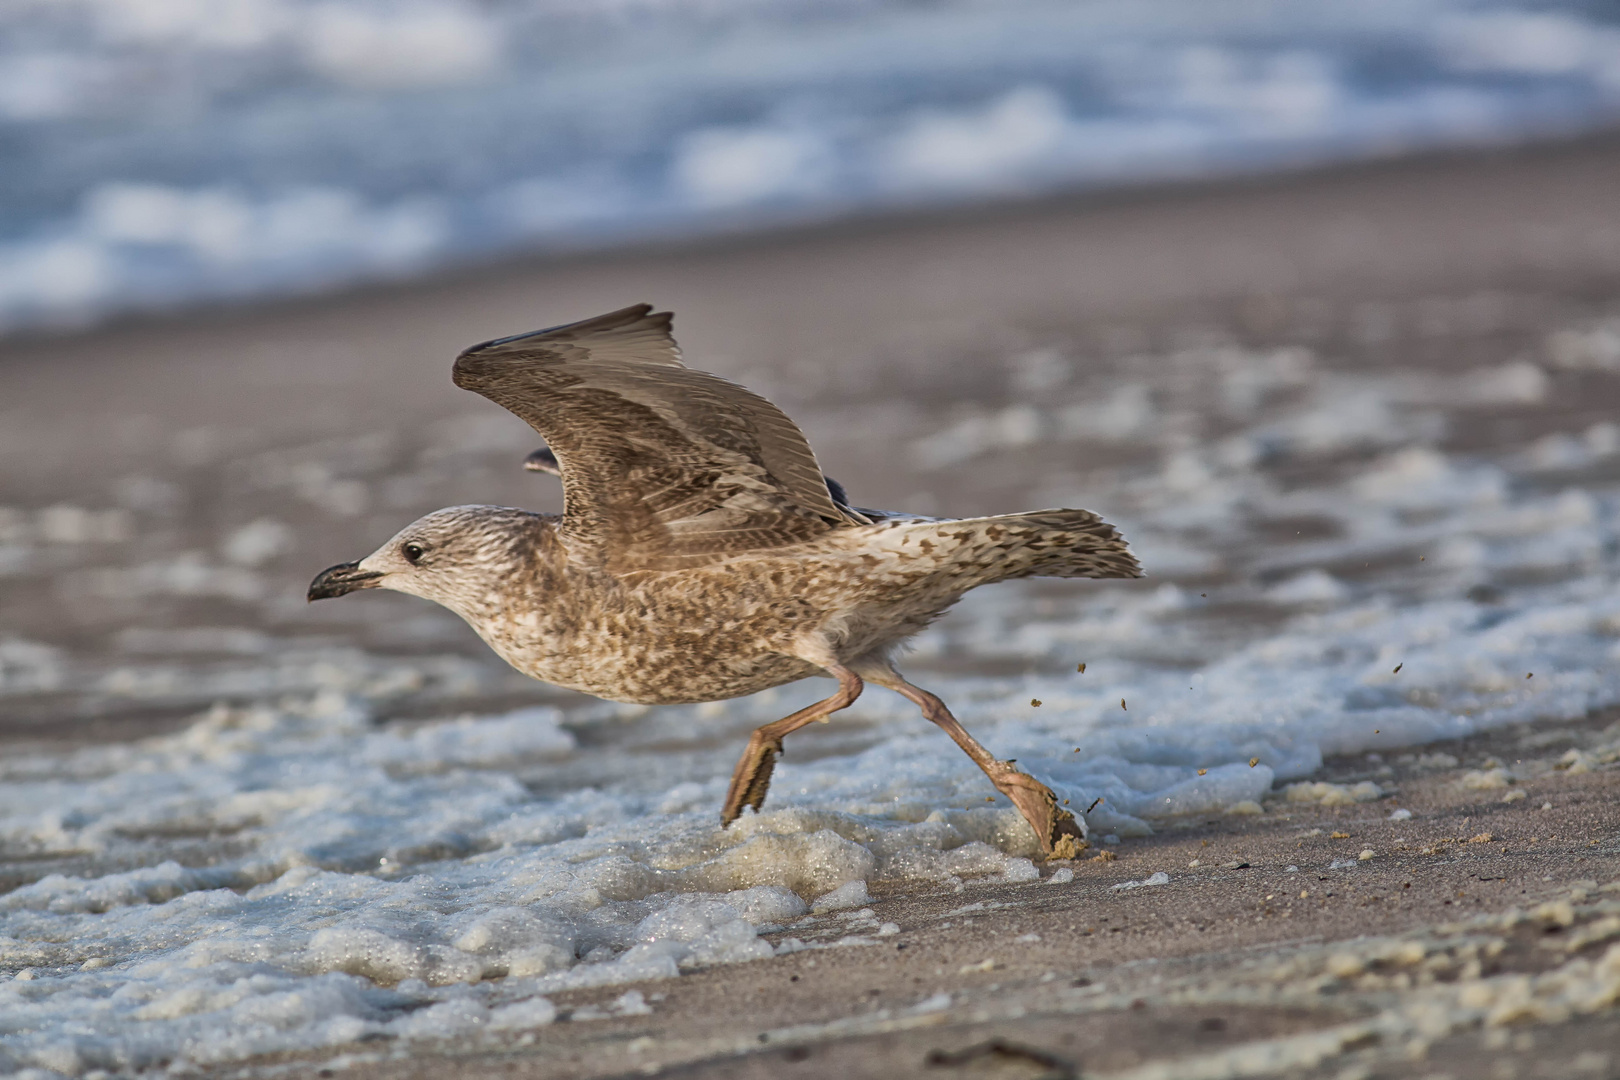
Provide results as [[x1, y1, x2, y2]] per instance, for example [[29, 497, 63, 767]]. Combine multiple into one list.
[[453, 303, 674, 390], [523, 447, 561, 475], [822, 475, 849, 506], [457, 303, 660, 359]]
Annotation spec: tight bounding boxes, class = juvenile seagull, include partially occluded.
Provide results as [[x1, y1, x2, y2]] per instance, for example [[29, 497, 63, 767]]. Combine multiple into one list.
[[308, 305, 1140, 857]]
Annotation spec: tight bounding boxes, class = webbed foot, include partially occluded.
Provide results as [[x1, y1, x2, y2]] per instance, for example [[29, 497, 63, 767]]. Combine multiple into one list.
[[986, 762, 1088, 860], [720, 733, 784, 827]]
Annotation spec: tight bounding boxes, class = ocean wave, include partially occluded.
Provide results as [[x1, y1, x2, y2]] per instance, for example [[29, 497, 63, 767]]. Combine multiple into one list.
[[3, 0, 1619, 331]]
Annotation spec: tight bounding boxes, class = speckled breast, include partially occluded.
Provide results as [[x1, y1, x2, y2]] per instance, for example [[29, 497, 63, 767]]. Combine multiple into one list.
[[543, 647, 827, 705], [477, 539, 963, 705], [484, 560, 850, 705]]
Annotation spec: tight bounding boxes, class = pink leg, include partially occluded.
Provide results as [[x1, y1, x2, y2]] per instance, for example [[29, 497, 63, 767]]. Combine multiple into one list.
[[720, 665, 863, 827], [858, 662, 1086, 859]]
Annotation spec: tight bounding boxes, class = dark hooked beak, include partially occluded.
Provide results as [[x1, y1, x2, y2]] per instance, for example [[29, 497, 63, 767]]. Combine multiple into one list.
[[307, 561, 384, 601]]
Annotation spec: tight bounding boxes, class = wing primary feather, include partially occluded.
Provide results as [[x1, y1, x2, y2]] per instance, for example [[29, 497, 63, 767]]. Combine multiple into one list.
[[459, 304, 683, 368]]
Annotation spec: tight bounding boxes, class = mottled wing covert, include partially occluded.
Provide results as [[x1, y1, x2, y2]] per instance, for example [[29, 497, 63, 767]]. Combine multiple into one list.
[[453, 304, 864, 571]]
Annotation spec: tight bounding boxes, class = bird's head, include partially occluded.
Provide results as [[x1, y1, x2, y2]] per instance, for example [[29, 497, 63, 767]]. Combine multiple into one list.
[[307, 505, 548, 619]]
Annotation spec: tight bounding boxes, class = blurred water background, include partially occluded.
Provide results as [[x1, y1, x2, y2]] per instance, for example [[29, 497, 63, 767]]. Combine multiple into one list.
[[4, 0, 1620, 335]]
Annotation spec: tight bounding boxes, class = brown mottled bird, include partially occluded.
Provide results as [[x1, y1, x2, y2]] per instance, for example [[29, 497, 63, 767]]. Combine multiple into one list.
[[308, 305, 1140, 857]]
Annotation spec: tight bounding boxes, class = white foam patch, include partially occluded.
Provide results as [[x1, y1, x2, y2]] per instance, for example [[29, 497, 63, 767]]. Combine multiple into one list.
[[0, 696, 1061, 1071]]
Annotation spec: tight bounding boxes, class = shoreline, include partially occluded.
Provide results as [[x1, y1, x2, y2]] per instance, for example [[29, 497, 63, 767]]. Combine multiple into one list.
[[5, 126, 1620, 358]]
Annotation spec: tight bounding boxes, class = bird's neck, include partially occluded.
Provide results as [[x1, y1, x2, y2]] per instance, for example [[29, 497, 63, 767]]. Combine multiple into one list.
[[455, 532, 581, 668]]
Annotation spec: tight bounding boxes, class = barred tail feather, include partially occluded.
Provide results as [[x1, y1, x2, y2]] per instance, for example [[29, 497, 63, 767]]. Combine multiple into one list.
[[992, 508, 1141, 581], [891, 508, 1141, 586]]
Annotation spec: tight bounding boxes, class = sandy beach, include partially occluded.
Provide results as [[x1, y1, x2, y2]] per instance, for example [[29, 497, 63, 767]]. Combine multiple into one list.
[[4, 137, 1620, 1078]]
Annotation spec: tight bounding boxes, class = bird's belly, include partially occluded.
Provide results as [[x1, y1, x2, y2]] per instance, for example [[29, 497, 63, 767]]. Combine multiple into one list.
[[505, 636, 823, 706]]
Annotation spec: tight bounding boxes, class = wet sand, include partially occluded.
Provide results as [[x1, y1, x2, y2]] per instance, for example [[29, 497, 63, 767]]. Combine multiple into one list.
[[4, 136, 1620, 1078]]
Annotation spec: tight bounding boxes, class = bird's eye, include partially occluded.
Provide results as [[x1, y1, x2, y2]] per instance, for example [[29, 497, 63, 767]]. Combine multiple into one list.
[[402, 543, 425, 564]]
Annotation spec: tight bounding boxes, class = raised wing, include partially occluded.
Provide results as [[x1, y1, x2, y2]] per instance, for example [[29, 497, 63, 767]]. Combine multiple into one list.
[[453, 304, 865, 571]]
